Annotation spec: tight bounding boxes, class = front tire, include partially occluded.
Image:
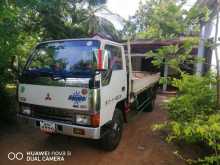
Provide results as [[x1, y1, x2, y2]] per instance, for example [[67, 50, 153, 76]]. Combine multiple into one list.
[[100, 109, 123, 151]]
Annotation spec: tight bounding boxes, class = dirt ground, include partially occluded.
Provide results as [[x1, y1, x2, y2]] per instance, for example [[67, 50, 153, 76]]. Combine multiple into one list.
[[0, 94, 188, 165]]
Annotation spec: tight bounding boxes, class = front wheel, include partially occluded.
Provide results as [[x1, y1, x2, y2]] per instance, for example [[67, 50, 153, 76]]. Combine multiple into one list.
[[100, 109, 123, 151]]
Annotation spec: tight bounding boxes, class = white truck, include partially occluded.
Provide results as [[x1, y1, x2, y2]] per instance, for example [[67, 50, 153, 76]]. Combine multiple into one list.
[[17, 36, 160, 151]]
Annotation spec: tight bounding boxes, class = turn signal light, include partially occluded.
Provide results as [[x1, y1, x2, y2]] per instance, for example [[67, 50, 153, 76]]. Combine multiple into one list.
[[91, 113, 100, 127]]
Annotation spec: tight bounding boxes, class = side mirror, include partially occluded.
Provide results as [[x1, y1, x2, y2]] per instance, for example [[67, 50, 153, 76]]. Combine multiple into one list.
[[11, 55, 20, 74]]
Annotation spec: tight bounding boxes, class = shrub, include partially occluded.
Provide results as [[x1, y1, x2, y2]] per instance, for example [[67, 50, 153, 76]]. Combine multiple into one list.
[[168, 73, 216, 122], [153, 73, 220, 165], [0, 86, 17, 125]]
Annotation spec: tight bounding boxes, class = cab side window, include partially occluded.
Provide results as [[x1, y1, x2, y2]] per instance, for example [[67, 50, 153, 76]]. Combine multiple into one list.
[[104, 45, 123, 70]]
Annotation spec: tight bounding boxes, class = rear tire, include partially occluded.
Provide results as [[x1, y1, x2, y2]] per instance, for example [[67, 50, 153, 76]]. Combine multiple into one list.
[[100, 109, 123, 151], [142, 98, 155, 112], [147, 97, 156, 112], [145, 86, 157, 112]]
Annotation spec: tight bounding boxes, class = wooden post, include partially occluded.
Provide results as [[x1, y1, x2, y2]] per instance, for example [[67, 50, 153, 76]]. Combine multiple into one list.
[[127, 40, 133, 104], [214, 11, 220, 107]]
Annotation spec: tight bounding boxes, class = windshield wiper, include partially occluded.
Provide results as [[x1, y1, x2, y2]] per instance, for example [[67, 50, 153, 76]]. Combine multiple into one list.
[[23, 69, 67, 80], [23, 69, 53, 77], [51, 73, 66, 80], [23, 68, 94, 79]]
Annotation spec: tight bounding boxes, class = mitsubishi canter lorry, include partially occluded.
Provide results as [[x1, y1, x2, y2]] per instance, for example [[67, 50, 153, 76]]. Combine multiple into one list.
[[17, 36, 160, 151]]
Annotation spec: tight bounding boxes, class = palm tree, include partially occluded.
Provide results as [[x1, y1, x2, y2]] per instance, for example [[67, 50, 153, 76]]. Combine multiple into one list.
[[82, 0, 126, 41], [34, 0, 125, 40]]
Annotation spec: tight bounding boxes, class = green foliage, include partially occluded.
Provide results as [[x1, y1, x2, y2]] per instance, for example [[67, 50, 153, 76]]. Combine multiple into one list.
[[154, 73, 220, 164], [0, 0, 119, 122], [169, 73, 216, 122], [147, 38, 199, 87], [0, 0, 118, 88], [21, 0, 119, 40], [148, 44, 180, 69], [159, 77, 172, 86], [147, 38, 199, 69], [165, 114, 220, 165], [0, 1, 43, 81], [123, 0, 210, 40], [187, 5, 210, 25], [138, 0, 185, 39], [0, 1, 38, 123]]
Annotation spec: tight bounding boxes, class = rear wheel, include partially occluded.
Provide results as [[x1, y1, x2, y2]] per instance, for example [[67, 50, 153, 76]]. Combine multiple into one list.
[[147, 97, 156, 112], [145, 86, 157, 112], [100, 109, 123, 151]]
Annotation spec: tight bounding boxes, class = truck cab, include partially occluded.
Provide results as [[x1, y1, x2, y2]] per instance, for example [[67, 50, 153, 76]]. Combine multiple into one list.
[[17, 37, 159, 151]]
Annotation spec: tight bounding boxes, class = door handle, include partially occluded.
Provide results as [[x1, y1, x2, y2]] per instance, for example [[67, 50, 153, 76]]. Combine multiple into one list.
[[122, 86, 125, 91]]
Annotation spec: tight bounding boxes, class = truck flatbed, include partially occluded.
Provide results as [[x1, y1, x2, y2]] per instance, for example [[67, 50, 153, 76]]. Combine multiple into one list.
[[131, 71, 160, 95]]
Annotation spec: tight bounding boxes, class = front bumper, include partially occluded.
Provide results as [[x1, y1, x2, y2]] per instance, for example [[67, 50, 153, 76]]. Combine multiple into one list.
[[17, 114, 101, 139]]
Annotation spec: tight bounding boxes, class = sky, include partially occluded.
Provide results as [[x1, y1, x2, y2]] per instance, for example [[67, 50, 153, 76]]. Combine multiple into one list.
[[107, 0, 198, 19], [104, 0, 198, 29], [107, 0, 142, 20]]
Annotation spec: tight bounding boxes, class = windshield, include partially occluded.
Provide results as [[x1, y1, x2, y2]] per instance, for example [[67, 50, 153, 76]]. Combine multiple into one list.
[[24, 40, 100, 78]]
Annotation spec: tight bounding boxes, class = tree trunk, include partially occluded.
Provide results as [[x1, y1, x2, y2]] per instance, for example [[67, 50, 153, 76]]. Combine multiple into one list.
[[163, 62, 168, 92]]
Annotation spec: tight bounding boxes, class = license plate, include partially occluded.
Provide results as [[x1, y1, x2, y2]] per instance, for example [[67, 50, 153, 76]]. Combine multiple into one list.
[[40, 121, 55, 133]]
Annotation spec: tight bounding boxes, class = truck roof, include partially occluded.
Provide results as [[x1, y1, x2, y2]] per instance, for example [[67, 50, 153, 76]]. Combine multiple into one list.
[[39, 36, 123, 47]]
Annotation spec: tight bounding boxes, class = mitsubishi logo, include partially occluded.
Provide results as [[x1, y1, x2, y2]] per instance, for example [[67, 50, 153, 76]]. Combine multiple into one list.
[[45, 93, 52, 101]]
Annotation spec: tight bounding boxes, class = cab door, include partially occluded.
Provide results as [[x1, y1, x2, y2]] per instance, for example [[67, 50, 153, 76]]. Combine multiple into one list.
[[100, 43, 127, 125]]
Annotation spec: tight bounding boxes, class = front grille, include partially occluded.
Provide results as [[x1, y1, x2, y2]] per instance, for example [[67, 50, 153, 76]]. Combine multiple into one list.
[[30, 105, 75, 124]]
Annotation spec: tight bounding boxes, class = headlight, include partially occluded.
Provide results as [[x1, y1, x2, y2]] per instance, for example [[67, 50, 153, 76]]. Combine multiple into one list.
[[75, 114, 90, 125], [21, 106, 31, 115]]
